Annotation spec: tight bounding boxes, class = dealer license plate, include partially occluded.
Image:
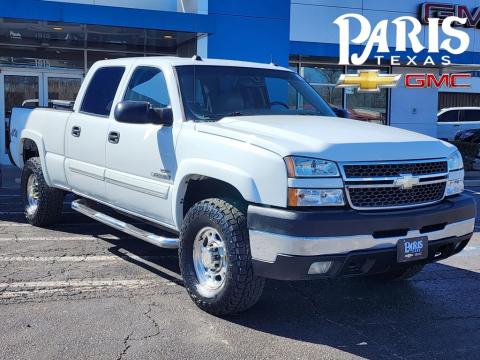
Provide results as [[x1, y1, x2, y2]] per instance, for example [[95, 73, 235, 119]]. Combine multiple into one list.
[[397, 236, 428, 263]]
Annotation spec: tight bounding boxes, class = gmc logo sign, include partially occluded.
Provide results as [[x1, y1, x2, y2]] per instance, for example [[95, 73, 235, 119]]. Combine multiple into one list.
[[421, 3, 480, 28], [405, 73, 471, 88]]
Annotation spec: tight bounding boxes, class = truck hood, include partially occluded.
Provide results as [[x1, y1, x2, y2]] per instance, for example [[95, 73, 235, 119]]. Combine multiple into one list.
[[195, 115, 455, 161]]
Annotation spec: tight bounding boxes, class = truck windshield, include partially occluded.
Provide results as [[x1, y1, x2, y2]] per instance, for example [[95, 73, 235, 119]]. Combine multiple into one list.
[[175, 65, 335, 121]]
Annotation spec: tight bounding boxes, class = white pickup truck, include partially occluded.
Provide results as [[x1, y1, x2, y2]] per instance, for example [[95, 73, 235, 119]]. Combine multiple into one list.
[[9, 56, 476, 315]]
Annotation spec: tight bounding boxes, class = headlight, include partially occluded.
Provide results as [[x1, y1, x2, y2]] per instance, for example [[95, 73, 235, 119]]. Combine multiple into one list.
[[288, 188, 345, 207], [285, 156, 340, 177], [448, 150, 463, 171]]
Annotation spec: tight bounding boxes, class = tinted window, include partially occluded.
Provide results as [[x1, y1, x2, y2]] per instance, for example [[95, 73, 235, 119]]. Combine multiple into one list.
[[81, 66, 125, 116], [124, 66, 170, 107], [176, 65, 335, 121], [438, 110, 458, 122], [460, 110, 480, 122]]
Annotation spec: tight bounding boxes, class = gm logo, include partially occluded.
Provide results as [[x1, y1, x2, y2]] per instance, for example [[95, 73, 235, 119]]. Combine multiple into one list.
[[394, 174, 420, 190]]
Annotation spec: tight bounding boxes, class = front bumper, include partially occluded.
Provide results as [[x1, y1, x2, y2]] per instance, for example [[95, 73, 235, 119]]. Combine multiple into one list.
[[248, 194, 476, 280]]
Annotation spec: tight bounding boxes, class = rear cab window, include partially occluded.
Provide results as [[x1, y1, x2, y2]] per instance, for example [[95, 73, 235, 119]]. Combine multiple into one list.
[[80, 66, 125, 116]]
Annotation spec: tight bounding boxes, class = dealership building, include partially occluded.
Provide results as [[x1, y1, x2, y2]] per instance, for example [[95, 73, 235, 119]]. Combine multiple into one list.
[[1, 0, 480, 165]]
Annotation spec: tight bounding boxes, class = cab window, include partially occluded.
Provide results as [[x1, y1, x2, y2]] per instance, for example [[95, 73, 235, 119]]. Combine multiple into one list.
[[438, 110, 459, 122], [124, 66, 170, 108], [81, 66, 125, 116], [459, 109, 480, 122]]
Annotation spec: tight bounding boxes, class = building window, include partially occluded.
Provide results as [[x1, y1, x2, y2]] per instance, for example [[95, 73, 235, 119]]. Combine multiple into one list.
[[301, 64, 343, 108], [345, 67, 389, 125], [290, 59, 390, 124]]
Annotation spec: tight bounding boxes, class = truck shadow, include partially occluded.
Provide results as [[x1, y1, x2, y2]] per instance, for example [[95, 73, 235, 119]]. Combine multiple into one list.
[[40, 210, 480, 358], [227, 264, 480, 359]]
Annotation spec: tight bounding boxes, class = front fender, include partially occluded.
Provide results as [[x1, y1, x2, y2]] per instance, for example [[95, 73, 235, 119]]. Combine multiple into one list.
[[172, 159, 261, 229]]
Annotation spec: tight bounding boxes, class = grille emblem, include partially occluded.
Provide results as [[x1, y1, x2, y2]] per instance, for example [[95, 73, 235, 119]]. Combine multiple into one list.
[[394, 174, 420, 190]]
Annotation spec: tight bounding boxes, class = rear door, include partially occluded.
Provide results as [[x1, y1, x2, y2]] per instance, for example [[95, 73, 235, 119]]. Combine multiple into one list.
[[65, 66, 125, 200], [437, 109, 459, 140], [105, 65, 176, 224]]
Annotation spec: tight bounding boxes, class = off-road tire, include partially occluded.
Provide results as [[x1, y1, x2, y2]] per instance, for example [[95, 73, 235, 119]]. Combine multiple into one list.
[[371, 264, 425, 281], [179, 198, 265, 316], [21, 157, 64, 226]]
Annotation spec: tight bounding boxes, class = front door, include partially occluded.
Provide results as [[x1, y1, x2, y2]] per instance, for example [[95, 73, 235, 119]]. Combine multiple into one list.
[[105, 65, 176, 225], [0, 69, 83, 165]]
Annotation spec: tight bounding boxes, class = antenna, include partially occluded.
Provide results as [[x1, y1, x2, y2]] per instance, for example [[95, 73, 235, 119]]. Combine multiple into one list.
[[269, 54, 278, 67], [192, 55, 203, 61]]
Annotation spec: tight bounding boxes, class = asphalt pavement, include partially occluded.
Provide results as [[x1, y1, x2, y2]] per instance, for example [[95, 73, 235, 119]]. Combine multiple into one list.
[[0, 185, 479, 360]]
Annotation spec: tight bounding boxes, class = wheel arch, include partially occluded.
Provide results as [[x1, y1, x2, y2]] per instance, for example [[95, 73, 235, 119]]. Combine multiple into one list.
[[18, 131, 51, 186], [172, 159, 261, 229]]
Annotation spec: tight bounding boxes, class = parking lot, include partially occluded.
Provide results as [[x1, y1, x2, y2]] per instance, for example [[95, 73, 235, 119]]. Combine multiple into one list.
[[1, 185, 479, 360]]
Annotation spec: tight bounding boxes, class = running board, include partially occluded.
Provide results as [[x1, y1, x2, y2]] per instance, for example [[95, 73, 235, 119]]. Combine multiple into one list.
[[71, 199, 179, 249]]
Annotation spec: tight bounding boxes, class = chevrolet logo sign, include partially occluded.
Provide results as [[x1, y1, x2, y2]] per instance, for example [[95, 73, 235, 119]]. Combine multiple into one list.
[[337, 70, 401, 93], [394, 174, 420, 190]]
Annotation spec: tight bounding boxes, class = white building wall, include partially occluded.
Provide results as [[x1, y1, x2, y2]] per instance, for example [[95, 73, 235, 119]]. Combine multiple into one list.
[[390, 67, 439, 137]]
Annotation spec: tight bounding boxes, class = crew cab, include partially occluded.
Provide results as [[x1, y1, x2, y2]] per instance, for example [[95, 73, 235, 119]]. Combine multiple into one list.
[[9, 56, 476, 315]]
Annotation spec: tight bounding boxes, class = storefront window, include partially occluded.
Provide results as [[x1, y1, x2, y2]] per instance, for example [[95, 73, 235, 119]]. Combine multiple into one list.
[[291, 60, 390, 125], [301, 65, 343, 107], [345, 67, 388, 124]]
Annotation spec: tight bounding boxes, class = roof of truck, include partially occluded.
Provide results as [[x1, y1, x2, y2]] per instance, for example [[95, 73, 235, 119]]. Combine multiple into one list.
[[93, 56, 291, 72]]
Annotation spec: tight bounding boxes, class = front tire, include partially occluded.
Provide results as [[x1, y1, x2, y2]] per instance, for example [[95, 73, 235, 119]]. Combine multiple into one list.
[[21, 157, 64, 226], [179, 198, 265, 315]]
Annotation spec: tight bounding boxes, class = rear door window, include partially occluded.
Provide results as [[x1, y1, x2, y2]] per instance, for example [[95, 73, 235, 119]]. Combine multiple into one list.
[[460, 110, 480, 122], [438, 110, 458, 122], [80, 66, 125, 116]]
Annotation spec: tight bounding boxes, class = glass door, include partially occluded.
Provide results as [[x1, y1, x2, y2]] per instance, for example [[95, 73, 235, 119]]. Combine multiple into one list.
[[0, 70, 83, 164], [0, 71, 42, 164], [43, 73, 82, 108]]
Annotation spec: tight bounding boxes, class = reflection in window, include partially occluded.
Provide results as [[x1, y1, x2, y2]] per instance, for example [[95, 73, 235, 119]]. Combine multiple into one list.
[[302, 65, 343, 108], [291, 61, 390, 124], [124, 67, 170, 108], [346, 67, 388, 124]]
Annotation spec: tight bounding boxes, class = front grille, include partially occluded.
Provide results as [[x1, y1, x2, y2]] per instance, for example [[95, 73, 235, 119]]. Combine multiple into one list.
[[342, 160, 449, 210], [343, 161, 448, 178], [347, 182, 446, 209]]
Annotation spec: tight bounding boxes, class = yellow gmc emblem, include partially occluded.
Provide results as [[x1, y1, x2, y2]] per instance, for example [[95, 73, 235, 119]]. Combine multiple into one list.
[[336, 70, 401, 93]]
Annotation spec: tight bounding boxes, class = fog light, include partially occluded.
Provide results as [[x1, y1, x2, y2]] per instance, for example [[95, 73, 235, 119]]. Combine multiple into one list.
[[445, 179, 464, 196], [308, 261, 333, 275]]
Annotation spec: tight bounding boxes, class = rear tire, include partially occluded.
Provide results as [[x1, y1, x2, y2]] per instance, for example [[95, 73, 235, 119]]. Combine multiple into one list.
[[21, 157, 64, 226], [179, 198, 265, 316], [370, 264, 424, 281]]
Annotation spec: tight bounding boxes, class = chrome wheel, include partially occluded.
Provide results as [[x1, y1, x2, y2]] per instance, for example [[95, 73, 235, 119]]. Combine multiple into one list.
[[192, 227, 228, 297], [26, 173, 40, 215]]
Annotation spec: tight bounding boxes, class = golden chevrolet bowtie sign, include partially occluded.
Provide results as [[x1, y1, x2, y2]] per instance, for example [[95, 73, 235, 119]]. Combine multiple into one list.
[[336, 69, 401, 92]]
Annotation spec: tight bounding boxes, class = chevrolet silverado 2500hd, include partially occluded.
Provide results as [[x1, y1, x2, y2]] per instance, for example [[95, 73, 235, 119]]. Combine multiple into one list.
[[9, 56, 476, 315]]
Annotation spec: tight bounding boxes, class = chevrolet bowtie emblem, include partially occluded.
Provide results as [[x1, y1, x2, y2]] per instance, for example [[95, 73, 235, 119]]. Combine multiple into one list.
[[336, 70, 401, 93], [394, 174, 420, 190]]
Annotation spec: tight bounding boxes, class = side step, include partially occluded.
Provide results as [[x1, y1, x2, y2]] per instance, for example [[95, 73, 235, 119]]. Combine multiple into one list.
[[71, 199, 179, 249]]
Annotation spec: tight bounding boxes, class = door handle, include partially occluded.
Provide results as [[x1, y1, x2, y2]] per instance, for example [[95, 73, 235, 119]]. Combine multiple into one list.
[[71, 126, 81, 137], [108, 131, 120, 144]]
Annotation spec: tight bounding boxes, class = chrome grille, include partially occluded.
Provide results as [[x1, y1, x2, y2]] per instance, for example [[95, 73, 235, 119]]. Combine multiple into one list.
[[343, 161, 448, 178], [342, 160, 448, 210], [347, 183, 446, 209]]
